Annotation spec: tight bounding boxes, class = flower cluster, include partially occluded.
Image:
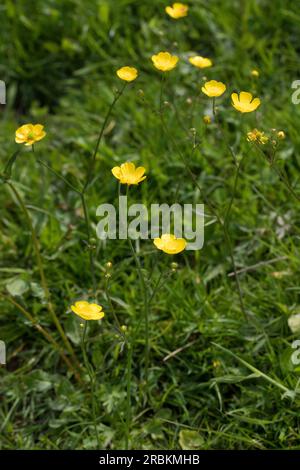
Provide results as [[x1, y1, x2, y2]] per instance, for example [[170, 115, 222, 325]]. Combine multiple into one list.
[[246, 128, 286, 146], [247, 129, 269, 145]]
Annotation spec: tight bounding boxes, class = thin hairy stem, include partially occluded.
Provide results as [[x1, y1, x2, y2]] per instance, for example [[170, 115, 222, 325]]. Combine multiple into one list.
[[83, 83, 127, 194]]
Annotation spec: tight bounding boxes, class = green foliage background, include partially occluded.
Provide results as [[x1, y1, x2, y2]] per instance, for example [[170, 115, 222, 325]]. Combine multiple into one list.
[[1, 0, 300, 449]]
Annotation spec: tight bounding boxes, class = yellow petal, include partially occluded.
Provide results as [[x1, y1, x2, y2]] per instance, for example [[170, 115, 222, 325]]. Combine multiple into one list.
[[231, 93, 239, 105], [249, 97, 261, 111], [153, 238, 164, 250], [239, 91, 253, 103], [112, 166, 122, 179], [135, 166, 146, 178]]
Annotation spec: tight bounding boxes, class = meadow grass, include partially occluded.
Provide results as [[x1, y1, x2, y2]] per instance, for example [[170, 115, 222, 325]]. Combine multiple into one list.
[[1, 0, 300, 450]]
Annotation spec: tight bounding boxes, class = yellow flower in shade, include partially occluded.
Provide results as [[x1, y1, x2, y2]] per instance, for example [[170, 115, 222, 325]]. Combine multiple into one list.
[[231, 91, 261, 113], [151, 52, 179, 72], [15, 124, 46, 146], [247, 129, 268, 145], [251, 69, 259, 77], [116, 66, 138, 82], [71, 301, 105, 321], [111, 162, 146, 185], [277, 130, 286, 140], [201, 80, 226, 97], [203, 115, 211, 124], [154, 234, 187, 255], [165, 3, 188, 19], [189, 56, 212, 69]]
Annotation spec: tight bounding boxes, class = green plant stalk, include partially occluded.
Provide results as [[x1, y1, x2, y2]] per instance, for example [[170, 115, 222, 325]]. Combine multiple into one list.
[[0, 293, 82, 383], [253, 143, 300, 203], [36, 158, 82, 195], [125, 341, 132, 450], [134, 265, 172, 338], [102, 252, 130, 449], [212, 342, 292, 394], [81, 321, 101, 448], [83, 82, 127, 194], [128, 237, 150, 386], [159, 105, 248, 319], [33, 149, 96, 297], [104, 276, 123, 335], [211, 103, 246, 317], [80, 192, 97, 297], [34, 83, 128, 302], [5, 180, 82, 373], [81, 82, 127, 298], [224, 159, 243, 224]]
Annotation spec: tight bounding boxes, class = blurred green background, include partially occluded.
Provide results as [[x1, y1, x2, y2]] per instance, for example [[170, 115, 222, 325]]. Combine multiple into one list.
[[1, 0, 300, 450]]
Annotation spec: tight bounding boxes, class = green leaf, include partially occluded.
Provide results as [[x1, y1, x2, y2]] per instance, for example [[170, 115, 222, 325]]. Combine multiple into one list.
[[179, 430, 204, 450], [65, 314, 81, 345], [6, 278, 29, 297], [2, 150, 20, 179], [25, 370, 53, 392]]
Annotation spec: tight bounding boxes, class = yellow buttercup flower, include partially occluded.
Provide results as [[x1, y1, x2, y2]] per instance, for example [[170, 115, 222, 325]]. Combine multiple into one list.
[[15, 124, 46, 146], [154, 234, 187, 255], [189, 56, 212, 69], [151, 52, 179, 72], [111, 162, 146, 185], [165, 3, 188, 19], [116, 66, 138, 82], [247, 129, 268, 145], [71, 301, 105, 321], [201, 80, 226, 97], [251, 69, 259, 77], [231, 91, 261, 113]]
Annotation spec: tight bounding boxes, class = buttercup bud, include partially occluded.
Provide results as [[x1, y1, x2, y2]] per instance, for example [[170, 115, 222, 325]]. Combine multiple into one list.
[[277, 131, 286, 140]]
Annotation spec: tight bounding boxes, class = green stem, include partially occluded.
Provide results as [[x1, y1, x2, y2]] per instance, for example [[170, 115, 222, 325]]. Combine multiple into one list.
[[128, 238, 150, 384], [125, 341, 132, 450], [83, 83, 127, 194], [36, 158, 82, 194], [160, 113, 248, 319], [5, 180, 82, 371], [81, 322, 101, 448], [159, 74, 166, 114], [80, 192, 97, 297], [104, 277, 123, 335], [32, 147, 96, 299], [253, 143, 300, 203], [224, 159, 243, 224]]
